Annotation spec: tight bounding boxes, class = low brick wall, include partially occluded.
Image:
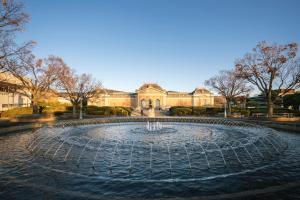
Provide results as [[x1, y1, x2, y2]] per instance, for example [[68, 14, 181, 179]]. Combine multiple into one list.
[[239, 119, 300, 133], [272, 117, 300, 122], [0, 123, 43, 135]]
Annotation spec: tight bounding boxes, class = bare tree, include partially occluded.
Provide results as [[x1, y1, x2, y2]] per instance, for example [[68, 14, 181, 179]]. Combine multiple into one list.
[[205, 69, 252, 116], [0, 0, 29, 33], [57, 67, 102, 118], [0, 0, 35, 74], [235, 41, 300, 117], [8, 54, 66, 114]]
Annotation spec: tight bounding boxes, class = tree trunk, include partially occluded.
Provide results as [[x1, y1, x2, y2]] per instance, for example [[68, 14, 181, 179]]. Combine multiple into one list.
[[32, 101, 38, 114], [31, 94, 39, 114], [267, 92, 273, 117], [72, 105, 76, 118], [227, 99, 232, 116], [79, 99, 83, 120]]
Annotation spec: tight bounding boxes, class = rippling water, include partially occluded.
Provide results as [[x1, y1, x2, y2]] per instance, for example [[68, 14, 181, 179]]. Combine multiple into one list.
[[0, 121, 300, 199]]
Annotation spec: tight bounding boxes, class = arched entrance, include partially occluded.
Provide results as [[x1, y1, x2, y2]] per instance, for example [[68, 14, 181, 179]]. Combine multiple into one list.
[[140, 99, 155, 109], [149, 99, 153, 109], [141, 99, 147, 109], [155, 99, 160, 110]]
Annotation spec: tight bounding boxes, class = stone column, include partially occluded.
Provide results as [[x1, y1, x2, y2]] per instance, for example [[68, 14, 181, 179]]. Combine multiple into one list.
[[104, 95, 109, 106], [162, 94, 167, 109], [192, 95, 195, 106], [137, 94, 140, 109]]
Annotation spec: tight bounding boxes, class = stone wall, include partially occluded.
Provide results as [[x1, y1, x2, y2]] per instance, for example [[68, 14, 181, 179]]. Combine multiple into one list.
[[166, 97, 193, 107], [107, 97, 136, 107]]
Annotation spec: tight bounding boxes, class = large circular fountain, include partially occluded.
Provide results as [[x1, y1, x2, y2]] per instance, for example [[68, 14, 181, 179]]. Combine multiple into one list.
[[1, 118, 300, 199]]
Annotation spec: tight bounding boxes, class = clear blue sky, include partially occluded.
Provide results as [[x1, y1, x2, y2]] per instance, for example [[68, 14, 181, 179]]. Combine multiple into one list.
[[19, 0, 300, 92]]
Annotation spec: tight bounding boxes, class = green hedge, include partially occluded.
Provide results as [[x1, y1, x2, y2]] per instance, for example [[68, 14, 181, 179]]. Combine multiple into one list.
[[169, 106, 254, 117], [0, 102, 69, 118], [85, 106, 133, 116], [39, 102, 69, 113], [66, 105, 80, 112], [169, 107, 192, 116], [231, 107, 251, 117], [0, 107, 33, 118], [169, 106, 224, 116], [169, 106, 299, 117], [249, 107, 299, 116]]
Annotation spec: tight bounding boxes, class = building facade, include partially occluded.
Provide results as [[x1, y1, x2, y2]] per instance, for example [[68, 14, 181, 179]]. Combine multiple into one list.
[[89, 83, 214, 109], [0, 73, 31, 111]]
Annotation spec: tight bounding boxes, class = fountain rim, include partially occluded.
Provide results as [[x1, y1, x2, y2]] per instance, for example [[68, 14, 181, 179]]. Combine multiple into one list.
[[50, 117, 264, 129], [0, 117, 275, 135]]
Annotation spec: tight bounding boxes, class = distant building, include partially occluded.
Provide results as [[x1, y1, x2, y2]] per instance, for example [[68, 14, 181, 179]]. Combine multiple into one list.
[[213, 96, 225, 108], [246, 89, 297, 109], [0, 73, 31, 111], [89, 83, 214, 109], [278, 89, 296, 97]]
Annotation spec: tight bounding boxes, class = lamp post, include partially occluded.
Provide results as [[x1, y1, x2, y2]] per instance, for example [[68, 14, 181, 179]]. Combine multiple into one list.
[[224, 98, 227, 118], [79, 97, 83, 120]]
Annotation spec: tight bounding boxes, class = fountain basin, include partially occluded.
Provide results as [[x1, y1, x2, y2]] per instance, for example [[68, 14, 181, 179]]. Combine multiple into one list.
[[1, 117, 300, 199]]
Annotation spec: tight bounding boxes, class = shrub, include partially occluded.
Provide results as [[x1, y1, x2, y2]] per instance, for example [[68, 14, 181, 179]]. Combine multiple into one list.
[[115, 107, 127, 116], [192, 107, 206, 116], [169, 107, 192, 116], [205, 107, 224, 116], [53, 111, 65, 116], [85, 106, 132, 116], [38, 101, 68, 113], [66, 105, 80, 112], [231, 107, 250, 117], [117, 106, 133, 115]]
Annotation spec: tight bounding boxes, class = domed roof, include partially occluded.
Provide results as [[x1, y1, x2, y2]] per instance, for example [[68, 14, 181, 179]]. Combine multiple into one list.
[[138, 83, 165, 91], [192, 86, 211, 94]]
